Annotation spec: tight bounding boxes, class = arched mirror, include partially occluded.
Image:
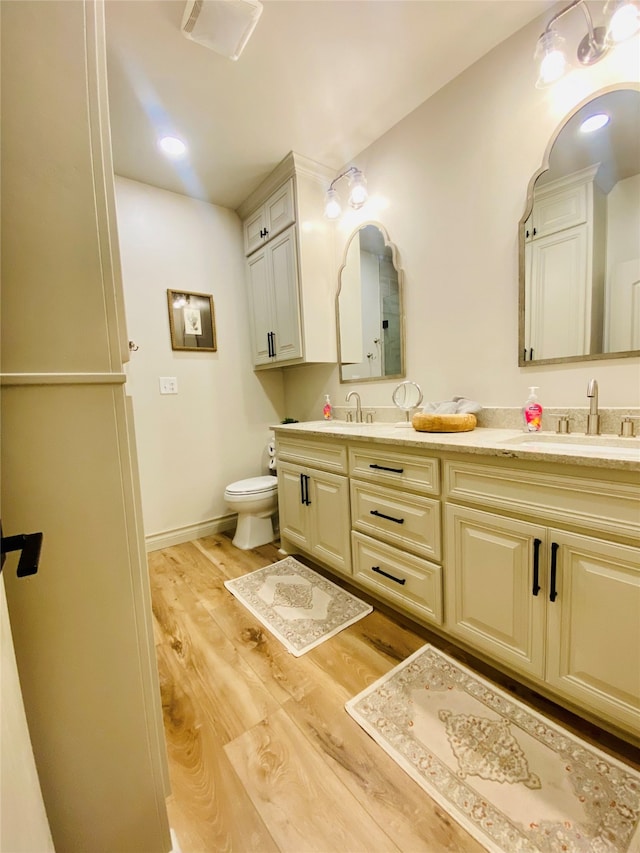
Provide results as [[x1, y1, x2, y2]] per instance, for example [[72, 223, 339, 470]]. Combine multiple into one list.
[[337, 222, 405, 383], [519, 86, 640, 366]]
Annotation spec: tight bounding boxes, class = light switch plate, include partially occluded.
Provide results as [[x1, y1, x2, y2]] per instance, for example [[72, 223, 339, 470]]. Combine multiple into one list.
[[159, 376, 178, 395]]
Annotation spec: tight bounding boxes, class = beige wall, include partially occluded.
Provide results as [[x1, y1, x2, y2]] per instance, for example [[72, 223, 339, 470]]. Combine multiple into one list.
[[115, 178, 285, 545], [283, 13, 640, 420]]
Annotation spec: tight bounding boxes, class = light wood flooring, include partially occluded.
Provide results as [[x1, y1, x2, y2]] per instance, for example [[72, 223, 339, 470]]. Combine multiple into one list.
[[149, 533, 639, 853]]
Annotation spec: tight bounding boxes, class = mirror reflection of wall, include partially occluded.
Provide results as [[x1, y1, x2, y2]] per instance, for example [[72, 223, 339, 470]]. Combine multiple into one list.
[[520, 87, 640, 366], [338, 223, 404, 383]]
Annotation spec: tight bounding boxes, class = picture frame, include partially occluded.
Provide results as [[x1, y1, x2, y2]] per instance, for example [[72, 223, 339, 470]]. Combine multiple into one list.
[[167, 290, 217, 352]]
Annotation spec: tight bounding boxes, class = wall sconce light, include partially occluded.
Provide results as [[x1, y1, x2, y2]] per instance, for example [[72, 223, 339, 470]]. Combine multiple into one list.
[[324, 166, 368, 219], [534, 0, 640, 87]]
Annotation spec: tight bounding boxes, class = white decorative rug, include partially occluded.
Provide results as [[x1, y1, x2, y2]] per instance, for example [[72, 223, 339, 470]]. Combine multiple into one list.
[[346, 644, 640, 853], [224, 557, 373, 656]]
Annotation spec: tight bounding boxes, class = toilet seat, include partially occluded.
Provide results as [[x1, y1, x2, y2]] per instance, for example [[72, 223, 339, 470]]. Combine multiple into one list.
[[225, 475, 277, 497]]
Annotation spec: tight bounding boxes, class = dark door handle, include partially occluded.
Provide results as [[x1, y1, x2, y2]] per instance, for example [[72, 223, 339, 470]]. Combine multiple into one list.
[[371, 565, 406, 585], [532, 537, 542, 595], [304, 474, 311, 505], [549, 542, 559, 602], [369, 463, 404, 474], [1, 529, 43, 577], [370, 509, 404, 525]]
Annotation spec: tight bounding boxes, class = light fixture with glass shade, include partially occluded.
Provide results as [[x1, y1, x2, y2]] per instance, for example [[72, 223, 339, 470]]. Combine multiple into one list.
[[534, 0, 639, 87], [324, 166, 368, 220]]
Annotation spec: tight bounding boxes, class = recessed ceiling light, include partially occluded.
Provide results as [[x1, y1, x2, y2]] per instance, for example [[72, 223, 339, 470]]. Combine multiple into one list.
[[579, 113, 611, 133], [158, 136, 187, 157]]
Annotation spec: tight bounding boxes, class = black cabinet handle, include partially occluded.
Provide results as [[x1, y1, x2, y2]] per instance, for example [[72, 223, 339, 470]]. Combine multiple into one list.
[[533, 227, 537, 236], [369, 463, 404, 474], [370, 509, 404, 525], [532, 537, 542, 596], [371, 566, 406, 585], [305, 475, 311, 505], [549, 542, 559, 602], [530, 348, 534, 360], [267, 332, 272, 357], [1, 529, 43, 577], [299, 474, 310, 506], [523, 347, 527, 361], [267, 331, 276, 358]]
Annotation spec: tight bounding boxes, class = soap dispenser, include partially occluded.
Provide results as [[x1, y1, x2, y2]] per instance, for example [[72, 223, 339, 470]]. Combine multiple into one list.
[[323, 394, 333, 421], [523, 386, 543, 432]]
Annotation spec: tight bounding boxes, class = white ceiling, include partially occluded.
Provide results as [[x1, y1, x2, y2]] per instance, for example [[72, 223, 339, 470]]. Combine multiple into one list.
[[105, 0, 554, 210]]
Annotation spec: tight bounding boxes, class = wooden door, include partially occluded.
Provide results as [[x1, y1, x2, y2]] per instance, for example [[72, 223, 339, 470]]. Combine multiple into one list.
[[445, 504, 547, 679], [545, 530, 640, 736]]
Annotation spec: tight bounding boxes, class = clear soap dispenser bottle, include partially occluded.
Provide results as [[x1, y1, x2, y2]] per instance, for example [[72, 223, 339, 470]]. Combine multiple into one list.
[[323, 394, 333, 421], [523, 386, 543, 432]]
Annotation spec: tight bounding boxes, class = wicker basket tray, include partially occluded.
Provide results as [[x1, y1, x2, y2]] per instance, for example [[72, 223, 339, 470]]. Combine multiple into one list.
[[411, 412, 477, 433]]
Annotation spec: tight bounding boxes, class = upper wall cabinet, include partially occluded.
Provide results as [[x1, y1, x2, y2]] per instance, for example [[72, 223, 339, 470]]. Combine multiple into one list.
[[243, 179, 295, 256], [238, 152, 337, 369], [519, 86, 640, 366]]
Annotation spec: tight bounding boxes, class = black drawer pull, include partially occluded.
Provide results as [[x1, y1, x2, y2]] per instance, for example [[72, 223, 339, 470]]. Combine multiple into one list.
[[369, 463, 404, 474], [371, 565, 406, 585], [370, 509, 404, 525], [532, 537, 542, 596], [549, 542, 559, 602]]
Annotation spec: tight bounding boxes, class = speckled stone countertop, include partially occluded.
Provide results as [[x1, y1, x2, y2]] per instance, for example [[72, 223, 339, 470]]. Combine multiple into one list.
[[272, 421, 640, 472]]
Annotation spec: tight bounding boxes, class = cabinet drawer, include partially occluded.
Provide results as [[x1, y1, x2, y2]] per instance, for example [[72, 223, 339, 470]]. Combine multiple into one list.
[[352, 532, 442, 627], [351, 480, 441, 561], [444, 460, 640, 539], [349, 445, 439, 496], [276, 437, 347, 474]]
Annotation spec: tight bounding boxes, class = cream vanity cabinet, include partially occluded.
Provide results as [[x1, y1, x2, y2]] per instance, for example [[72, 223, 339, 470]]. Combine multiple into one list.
[[444, 457, 640, 737], [276, 436, 351, 575], [523, 164, 605, 361], [348, 443, 443, 627], [238, 152, 337, 369]]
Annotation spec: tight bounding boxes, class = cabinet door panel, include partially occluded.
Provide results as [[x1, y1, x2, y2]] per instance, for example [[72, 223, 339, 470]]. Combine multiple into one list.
[[532, 182, 587, 237], [309, 471, 351, 575], [546, 530, 640, 735], [445, 505, 546, 678], [277, 463, 309, 548], [244, 207, 267, 256], [269, 227, 302, 362], [265, 178, 295, 241], [528, 225, 589, 359], [246, 249, 272, 365]]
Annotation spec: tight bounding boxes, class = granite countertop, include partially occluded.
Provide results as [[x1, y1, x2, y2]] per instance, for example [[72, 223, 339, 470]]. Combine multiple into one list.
[[272, 421, 640, 472]]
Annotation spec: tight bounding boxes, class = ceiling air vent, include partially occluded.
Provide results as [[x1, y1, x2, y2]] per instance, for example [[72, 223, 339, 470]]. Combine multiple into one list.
[[181, 0, 263, 61]]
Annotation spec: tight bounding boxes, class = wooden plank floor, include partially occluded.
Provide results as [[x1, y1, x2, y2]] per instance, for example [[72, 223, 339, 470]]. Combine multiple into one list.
[[149, 534, 640, 853]]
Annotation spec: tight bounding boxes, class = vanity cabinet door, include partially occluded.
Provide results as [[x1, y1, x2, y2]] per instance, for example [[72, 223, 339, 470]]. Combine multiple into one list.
[[445, 504, 547, 679], [277, 461, 351, 576], [545, 530, 640, 736], [277, 462, 311, 550], [308, 469, 351, 576]]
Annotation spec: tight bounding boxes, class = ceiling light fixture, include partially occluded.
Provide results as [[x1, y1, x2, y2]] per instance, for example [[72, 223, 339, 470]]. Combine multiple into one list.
[[534, 0, 639, 87], [159, 135, 187, 158], [580, 112, 611, 131], [324, 167, 368, 220]]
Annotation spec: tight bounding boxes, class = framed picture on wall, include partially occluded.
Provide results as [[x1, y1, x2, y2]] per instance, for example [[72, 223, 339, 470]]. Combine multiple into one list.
[[167, 290, 217, 352]]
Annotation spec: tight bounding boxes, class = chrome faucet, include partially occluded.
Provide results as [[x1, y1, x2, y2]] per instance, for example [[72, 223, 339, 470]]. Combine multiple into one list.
[[346, 391, 363, 423], [586, 379, 600, 435]]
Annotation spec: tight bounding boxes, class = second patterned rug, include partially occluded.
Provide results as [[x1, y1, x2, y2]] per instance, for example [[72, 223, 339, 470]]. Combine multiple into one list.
[[224, 556, 372, 656]]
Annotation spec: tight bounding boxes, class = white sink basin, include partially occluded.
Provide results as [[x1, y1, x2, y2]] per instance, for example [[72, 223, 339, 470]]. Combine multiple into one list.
[[501, 433, 640, 458]]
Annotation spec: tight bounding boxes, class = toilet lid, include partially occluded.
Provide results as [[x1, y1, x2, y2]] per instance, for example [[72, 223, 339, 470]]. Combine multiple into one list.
[[226, 475, 277, 496]]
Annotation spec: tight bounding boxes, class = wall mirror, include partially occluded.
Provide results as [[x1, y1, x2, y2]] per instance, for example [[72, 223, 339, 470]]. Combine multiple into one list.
[[337, 222, 405, 383], [519, 86, 640, 366]]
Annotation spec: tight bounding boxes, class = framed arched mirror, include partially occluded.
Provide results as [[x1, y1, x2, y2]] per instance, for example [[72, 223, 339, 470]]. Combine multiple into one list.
[[336, 222, 405, 383], [519, 85, 640, 366]]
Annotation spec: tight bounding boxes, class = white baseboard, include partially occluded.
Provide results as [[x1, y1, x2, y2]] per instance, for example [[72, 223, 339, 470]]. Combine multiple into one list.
[[146, 515, 236, 552]]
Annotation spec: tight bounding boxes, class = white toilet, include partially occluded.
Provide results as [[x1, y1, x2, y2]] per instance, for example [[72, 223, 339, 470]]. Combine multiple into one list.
[[224, 475, 278, 550]]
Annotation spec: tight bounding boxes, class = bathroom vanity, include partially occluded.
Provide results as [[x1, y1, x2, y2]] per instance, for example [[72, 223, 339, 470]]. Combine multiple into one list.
[[274, 421, 640, 745]]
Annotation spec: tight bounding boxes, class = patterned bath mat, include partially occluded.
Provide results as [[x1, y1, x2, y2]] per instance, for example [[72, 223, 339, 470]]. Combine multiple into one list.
[[346, 644, 640, 853], [224, 556, 372, 656]]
